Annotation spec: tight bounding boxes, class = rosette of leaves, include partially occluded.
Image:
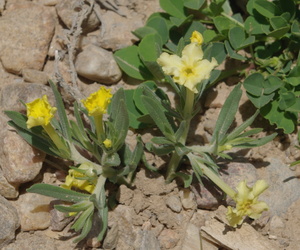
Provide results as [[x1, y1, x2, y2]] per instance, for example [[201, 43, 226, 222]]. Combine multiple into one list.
[[5, 81, 143, 243]]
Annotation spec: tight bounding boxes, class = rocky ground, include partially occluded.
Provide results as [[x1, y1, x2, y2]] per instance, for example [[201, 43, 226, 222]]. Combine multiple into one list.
[[0, 0, 300, 249]]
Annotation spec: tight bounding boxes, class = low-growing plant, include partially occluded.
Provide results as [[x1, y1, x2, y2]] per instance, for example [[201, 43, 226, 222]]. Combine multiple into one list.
[[5, 81, 143, 242], [114, 0, 300, 133]]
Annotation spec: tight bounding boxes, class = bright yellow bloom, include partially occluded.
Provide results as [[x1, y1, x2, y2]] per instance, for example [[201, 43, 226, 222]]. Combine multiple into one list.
[[103, 139, 112, 148], [61, 163, 97, 194], [190, 31, 203, 45], [82, 87, 113, 117], [26, 95, 57, 129], [157, 40, 217, 93], [226, 180, 269, 227]]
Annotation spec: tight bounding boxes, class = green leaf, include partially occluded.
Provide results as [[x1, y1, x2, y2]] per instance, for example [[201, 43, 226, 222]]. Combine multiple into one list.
[[211, 84, 242, 143], [203, 42, 227, 64], [261, 102, 296, 133], [224, 41, 247, 61], [278, 91, 296, 110], [73, 209, 93, 243], [184, 0, 205, 10], [114, 45, 153, 80], [243, 73, 265, 96], [132, 26, 157, 40], [141, 95, 175, 141], [228, 26, 255, 50], [49, 80, 71, 141], [254, 0, 279, 18], [71, 205, 93, 231], [291, 20, 300, 37], [213, 16, 239, 36], [244, 16, 270, 35], [55, 201, 92, 213], [146, 16, 169, 44], [159, 0, 186, 18], [246, 92, 275, 108], [270, 16, 288, 30], [27, 183, 89, 203]]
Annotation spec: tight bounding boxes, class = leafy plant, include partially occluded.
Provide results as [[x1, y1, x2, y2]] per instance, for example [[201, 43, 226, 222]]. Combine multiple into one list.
[[5, 81, 143, 243], [115, 0, 300, 133]]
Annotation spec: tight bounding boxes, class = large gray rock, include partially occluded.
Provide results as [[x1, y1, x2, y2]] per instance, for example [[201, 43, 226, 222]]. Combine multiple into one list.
[[0, 168, 18, 199], [0, 2, 55, 74], [75, 44, 122, 84], [0, 195, 20, 249]]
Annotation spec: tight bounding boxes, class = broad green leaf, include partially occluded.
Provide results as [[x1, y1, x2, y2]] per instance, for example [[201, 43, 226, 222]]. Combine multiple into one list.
[[268, 26, 290, 39], [224, 40, 247, 61], [264, 75, 284, 94], [132, 26, 157, 40], [159, 0, 186, 18], [146, 16, 169, 44], [213, 16, 238, 36], [270, 16, 288, 30], [286, 98, 300, 112], [184, 0, 205, 10], [27, 183, 89, 202], [278, 91, 296, 110], [244, 16, 269, 35], [243, 73, 265, 96], [254, 0, 279, 18], [203, 29, 224, 43], [291, 20, 300, 37], [114, 46, 153, 80], [261, 102, 296, 133], [203, 42, 226, 64], [229, 26, 245, 50], [246, 92, 275, 108]]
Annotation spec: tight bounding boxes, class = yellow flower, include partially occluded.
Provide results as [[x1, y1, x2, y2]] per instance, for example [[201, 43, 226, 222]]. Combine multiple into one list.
[[26, 95, 57, 129], [103, 138, 112, 148], [190, 31, 203, 45], [82, 87, 113, 117], [157, 41, 217, 93], [61, 163, 97, 194], [226, 180, 269, 227]]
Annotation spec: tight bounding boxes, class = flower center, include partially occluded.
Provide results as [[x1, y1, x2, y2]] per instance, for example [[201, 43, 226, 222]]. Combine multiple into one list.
[[183, 66, 194, 77]]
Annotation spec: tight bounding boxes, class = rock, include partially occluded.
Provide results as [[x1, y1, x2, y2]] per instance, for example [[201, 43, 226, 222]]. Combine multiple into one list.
[[0, 131, 45, 184], [56, 0, 100, 33], [269, 215, 285, 233], [22, 69, 49, 85], [0, 2, 55, 74], [75, 44, 122, 84], [134, 229, 161, 250], [257, 158, 300, 216], [181, 223, 201, 250], [0, 83, 54, 111], [204, 83, 234, 108], [2, 232, 62, 250], [117, 184, 134, 206], [102, 221, 119, 249], [98, 10, 144, 51], [165, 195, 182, 213], [14, 192, 53, 231], [158, 229, 180, 249], [201, 215, 280, 250], [0, 195, 20, 249], [135, 168, 177, 196], [0, 168, 18, 199], [179, 189, 196, 210]]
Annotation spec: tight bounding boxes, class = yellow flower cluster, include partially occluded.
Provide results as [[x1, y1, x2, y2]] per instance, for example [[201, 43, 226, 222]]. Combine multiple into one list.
[[157, 31, 217, 93], [226, 180, 269, 227], [82, 87, 113, 117], [26, 95, 57, 129], [61, 163, 97, 194]]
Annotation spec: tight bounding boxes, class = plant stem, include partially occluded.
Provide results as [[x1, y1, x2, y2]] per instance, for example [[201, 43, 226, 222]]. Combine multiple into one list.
[[200, 163, 236, 199], [166, 89, 194, 183], [43, 123, 69, 154], [94, 114, 104, 141]]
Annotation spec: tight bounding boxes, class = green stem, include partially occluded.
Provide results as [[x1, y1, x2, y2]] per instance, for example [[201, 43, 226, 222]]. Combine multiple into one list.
[[94, 114, 104, 141], [43, 123, 69, 154], [200, 163, 236, 199], [166, 89, 194, 183]]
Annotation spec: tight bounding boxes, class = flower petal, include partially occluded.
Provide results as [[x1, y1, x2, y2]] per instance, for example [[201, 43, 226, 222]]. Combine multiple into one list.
[[226, 206, 244, 228], [157, 53, 182, 76], [251, 179, 269, 198]]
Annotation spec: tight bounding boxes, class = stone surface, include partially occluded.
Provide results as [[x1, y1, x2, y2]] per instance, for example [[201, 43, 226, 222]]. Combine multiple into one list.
[[75, 44, 122, 84], [257, 158, 300, 216], [181, 223, 201, 250], [117, 184, 134, 206], [0, 168, 18, 199], [0, 195, 20, 249], [0, 83, 54, 111], [0, 2, 55, 74], [165, 195, 182, 213], [134, 229, 161, 250], [56, 0, 100, 33], [179, 189, 196, 210], [158, 229, 180, 249], [22, 69, 49, 84], [14, 193, 53, 231], [98, 10, 144, 51]]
